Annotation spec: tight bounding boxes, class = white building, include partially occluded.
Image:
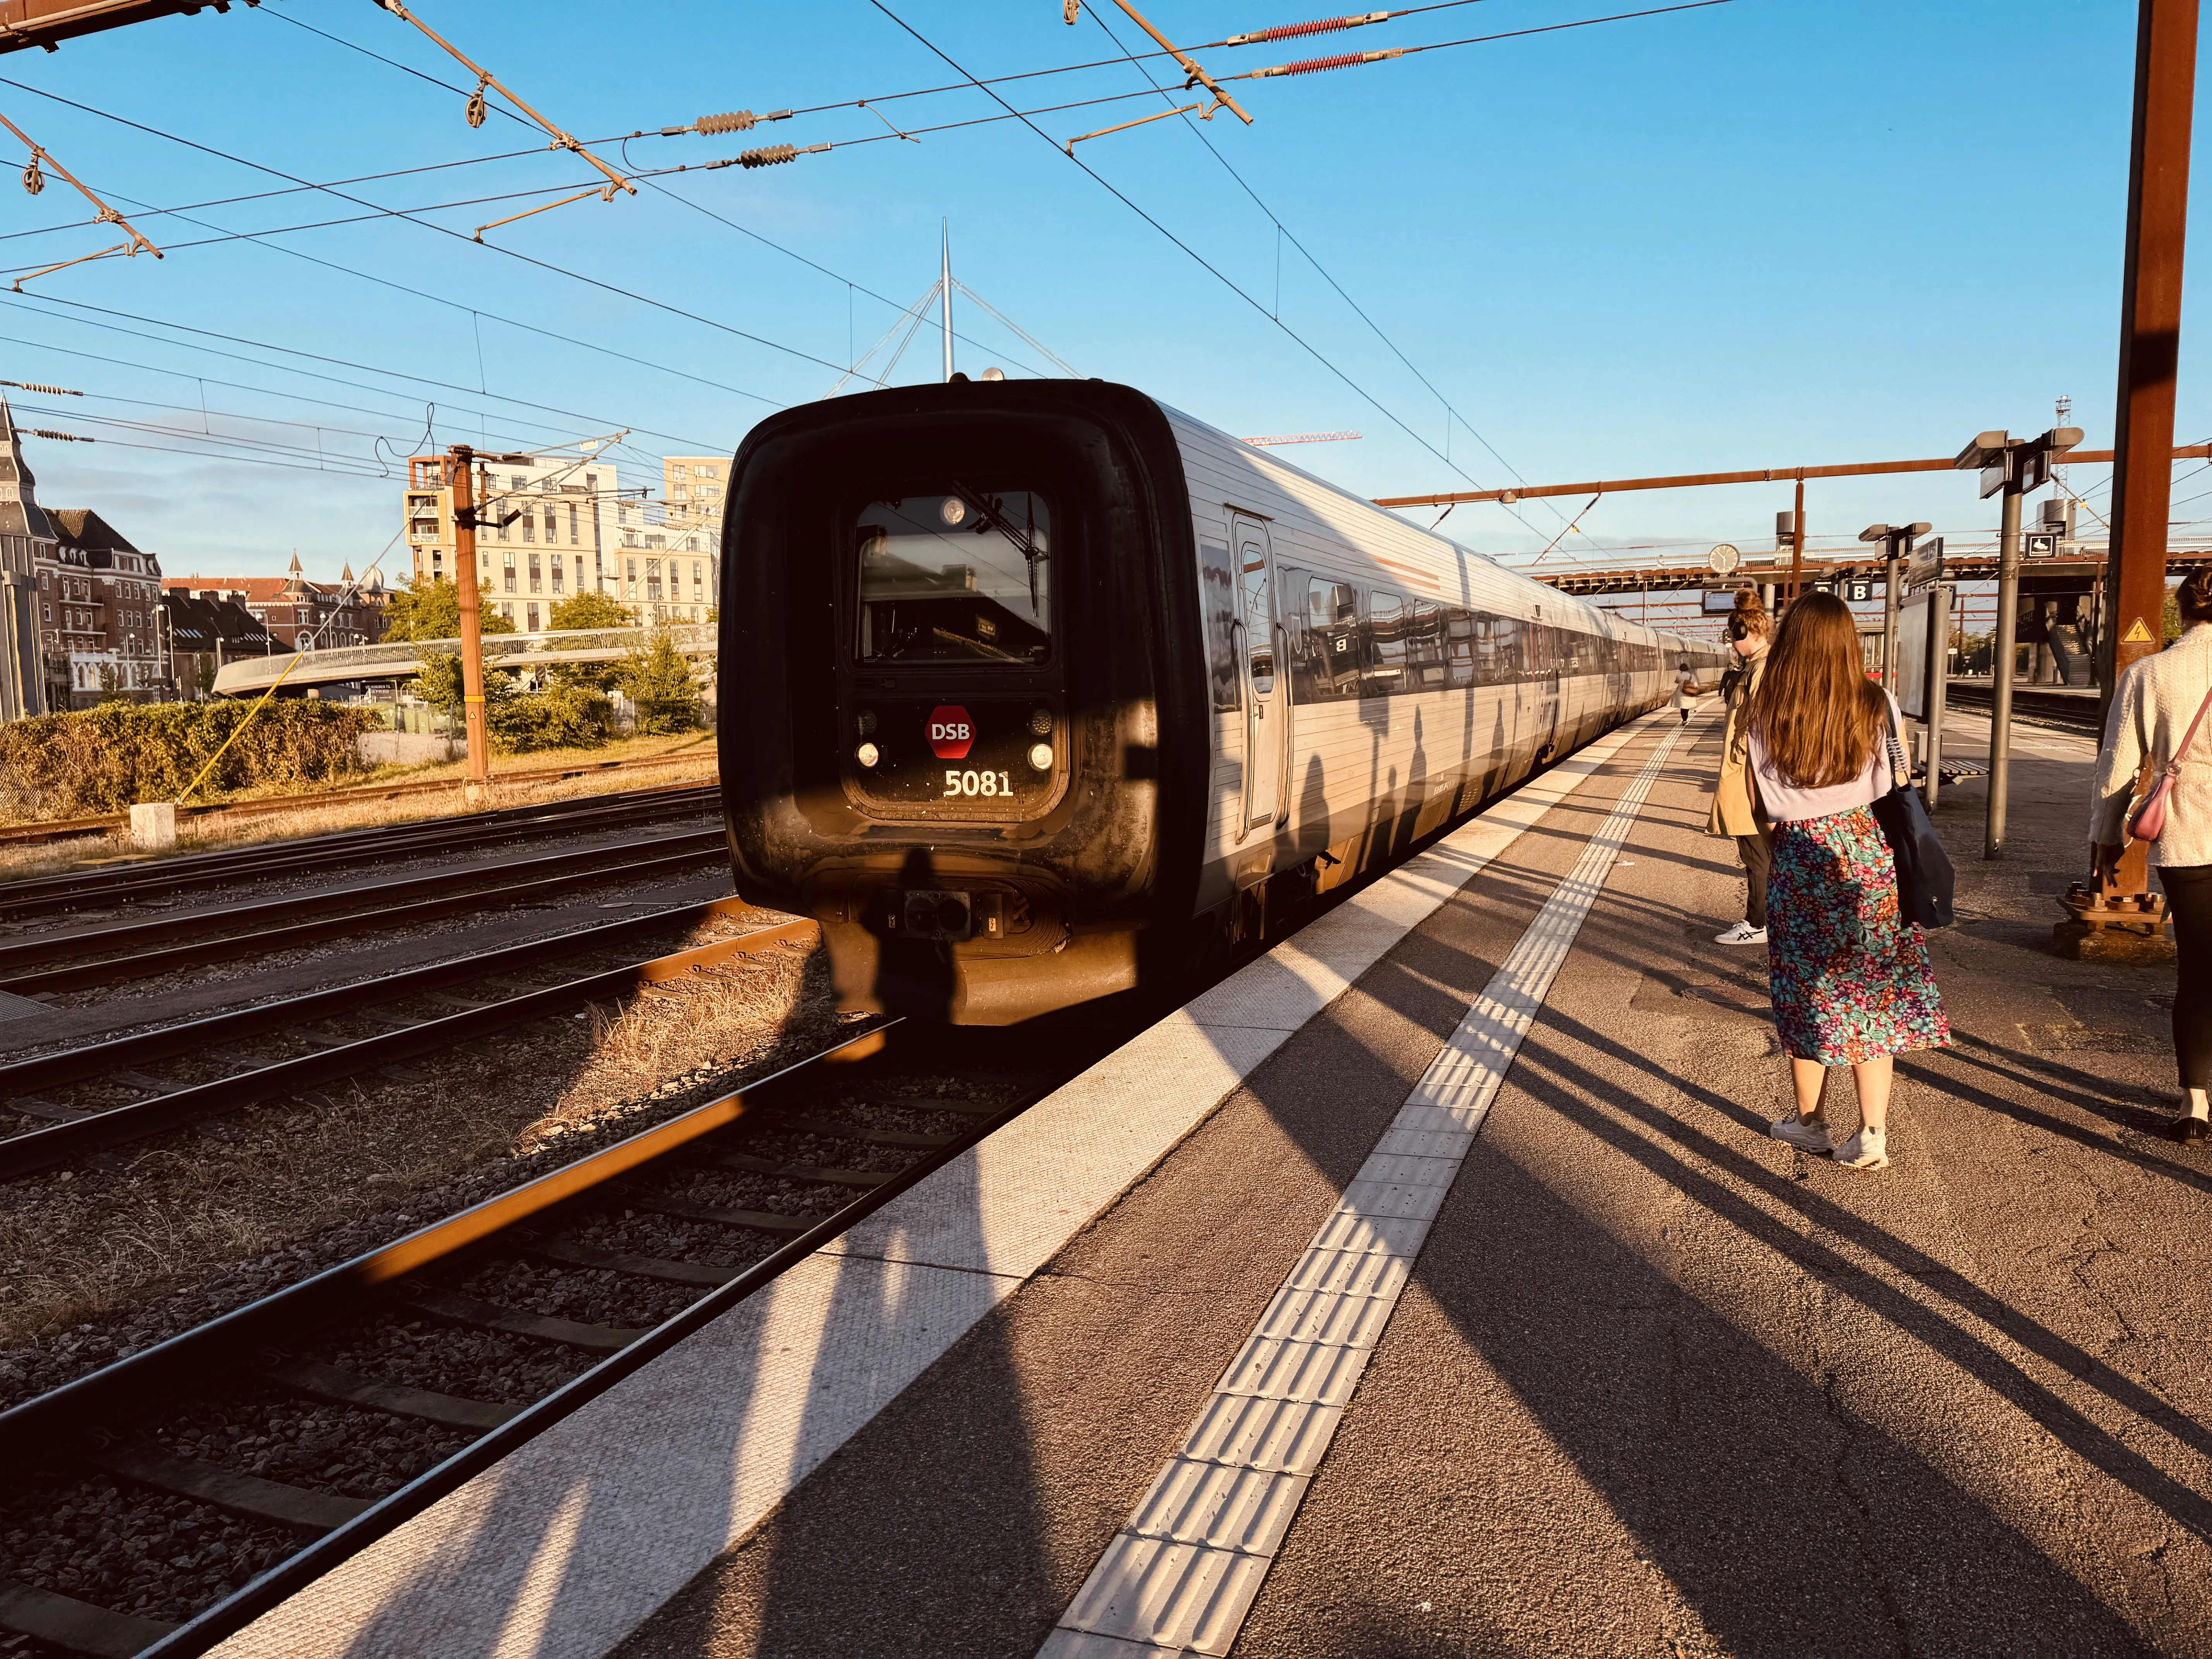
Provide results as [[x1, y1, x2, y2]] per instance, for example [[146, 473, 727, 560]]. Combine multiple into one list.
[[404, 448, 723, 631]]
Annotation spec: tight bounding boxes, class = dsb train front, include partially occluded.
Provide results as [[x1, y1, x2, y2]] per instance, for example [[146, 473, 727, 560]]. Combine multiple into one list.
[[719, 378, 1717, 1025]]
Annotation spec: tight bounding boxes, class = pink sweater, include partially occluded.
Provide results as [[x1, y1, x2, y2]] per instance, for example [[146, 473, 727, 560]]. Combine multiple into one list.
[[1747, 690, 1907, 824]]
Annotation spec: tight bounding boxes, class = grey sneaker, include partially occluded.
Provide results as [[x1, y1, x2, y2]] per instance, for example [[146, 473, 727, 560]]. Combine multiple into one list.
[[1770, 1115, 1834, 1154], [1832, 1128, 1890, 1170], [1714, 921, 1767, 945]]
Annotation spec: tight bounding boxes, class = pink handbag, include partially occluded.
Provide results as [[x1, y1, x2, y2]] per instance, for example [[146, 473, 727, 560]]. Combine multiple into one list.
[[2127, 679, 2212, 843]]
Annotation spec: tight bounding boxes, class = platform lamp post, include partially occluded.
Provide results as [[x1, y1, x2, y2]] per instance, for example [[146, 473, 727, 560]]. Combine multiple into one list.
[[1953, 426, 2083, 859], [1858, 521, 1932, 688]]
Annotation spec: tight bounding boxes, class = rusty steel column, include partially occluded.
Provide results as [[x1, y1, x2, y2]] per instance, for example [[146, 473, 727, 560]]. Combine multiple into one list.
[[1986, 481, 2025, 858], [449, 443, 491, 802], [2101, 0, 2197, 898]]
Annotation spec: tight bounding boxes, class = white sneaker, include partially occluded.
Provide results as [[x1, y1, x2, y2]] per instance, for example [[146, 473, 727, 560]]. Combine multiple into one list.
[[1770, 1115, 1834, 1154], [1832, 1128, 1890, 1170], [1714, 921, 1768, 945]]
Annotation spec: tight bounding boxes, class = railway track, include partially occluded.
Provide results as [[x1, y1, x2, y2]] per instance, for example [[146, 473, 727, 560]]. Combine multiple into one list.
[[0, 1021, 1094, 1659], [0, 748, 716, 851], [0, 830, 727, 997], [1941, 682, 2103, 736], [0, 783, 720, 921], [0, 898, 803, 1181]]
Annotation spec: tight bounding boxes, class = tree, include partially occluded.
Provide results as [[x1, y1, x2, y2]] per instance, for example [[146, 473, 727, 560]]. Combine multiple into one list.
[[382, 574, 517, 642], [545, 590, 636, 691], [94, 662, 126, 703], [548, 591, 635, 631], [617, 627, 702, 733], [410, 646, 516, 723]]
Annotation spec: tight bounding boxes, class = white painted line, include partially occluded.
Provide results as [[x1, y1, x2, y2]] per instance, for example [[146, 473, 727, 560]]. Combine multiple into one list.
[[206, 713, 1676, 1659], [1038, 724, 1686, 1659]]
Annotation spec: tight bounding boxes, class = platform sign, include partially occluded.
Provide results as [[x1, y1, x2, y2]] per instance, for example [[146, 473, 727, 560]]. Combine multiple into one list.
[[1896, 584, 1953, 722], [1701, 589, 1740, 613], [1845, 578, 1876, 602], [2024, 531, 2059, 558], [1906, 536, 1945, 593]]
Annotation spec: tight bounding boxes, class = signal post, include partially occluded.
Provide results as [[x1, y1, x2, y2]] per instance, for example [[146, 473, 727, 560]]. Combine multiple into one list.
[[445, 443, 530, 805]]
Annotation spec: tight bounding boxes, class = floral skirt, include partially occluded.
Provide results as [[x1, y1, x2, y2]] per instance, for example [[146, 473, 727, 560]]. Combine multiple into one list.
[[1767, 805, 1951, 1064]]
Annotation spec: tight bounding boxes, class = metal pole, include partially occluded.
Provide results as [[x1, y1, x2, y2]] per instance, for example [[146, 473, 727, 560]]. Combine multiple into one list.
[[2102, 0, 2197, 897], [1790, 475, 1806, 603], [1925, 585, 1949, 810], [450, 444, 491, 802], [940, 222, 954, 384], [1985, 482, 2023, 857], [1881, 544, 1902, 687]]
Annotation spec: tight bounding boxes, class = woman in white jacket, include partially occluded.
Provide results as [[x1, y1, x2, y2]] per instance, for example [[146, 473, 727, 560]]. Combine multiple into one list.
[[2092, 567, 2212, 1140]]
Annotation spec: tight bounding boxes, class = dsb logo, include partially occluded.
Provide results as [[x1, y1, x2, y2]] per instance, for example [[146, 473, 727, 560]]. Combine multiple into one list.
[[928, 705, 974, 760]]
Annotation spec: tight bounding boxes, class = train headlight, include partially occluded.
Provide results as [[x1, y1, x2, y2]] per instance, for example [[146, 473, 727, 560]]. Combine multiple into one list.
[[939, 496, 967, 527], [856, 742, 880, 768], [1028, 706, 1053, 736], [1027, 742, 1053, 772], [855, 708, 877, 737]]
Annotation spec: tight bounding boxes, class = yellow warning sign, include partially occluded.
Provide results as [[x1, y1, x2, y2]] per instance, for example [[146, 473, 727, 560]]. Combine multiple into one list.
[[2124, 618, 2155, 642]]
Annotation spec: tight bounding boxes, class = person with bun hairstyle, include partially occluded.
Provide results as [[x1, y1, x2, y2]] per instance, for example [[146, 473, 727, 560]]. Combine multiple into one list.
[[1751, 591, 1952, 1170], [1707, 590, 1774, 944], [2091, 567, 2212, 1140]]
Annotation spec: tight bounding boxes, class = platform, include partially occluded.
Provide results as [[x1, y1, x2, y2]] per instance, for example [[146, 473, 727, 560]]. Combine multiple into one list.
[[207, 699, 2209, 1658]]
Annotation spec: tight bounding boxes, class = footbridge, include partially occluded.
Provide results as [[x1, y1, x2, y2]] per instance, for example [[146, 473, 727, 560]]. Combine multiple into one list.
[[209, 623, 718, 697]]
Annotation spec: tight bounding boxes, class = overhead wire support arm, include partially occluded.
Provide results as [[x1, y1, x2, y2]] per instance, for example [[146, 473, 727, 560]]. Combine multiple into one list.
[[1104, 0, 1253, 122], [368, 0, 634, 204], [0, 106, 160, 290]]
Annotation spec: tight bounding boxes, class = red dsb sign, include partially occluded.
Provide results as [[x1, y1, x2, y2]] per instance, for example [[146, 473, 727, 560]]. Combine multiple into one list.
[[928, 705, 974, 760]]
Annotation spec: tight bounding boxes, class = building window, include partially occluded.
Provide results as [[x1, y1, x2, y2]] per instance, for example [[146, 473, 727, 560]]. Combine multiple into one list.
[[501, 602, 514, 621], [568, 504, 579, 545], [528, 553, 541, 594], [527, 603, 539, 632], [544, 508, 557, 541], [551, 560, 564, 594], [646, 558, 662, 602], [625, 558, 637, 587], [511, 475, 527, 492], [522, 513, 534, 544]]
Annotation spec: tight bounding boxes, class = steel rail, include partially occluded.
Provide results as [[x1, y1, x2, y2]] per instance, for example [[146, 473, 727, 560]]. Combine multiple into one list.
[[0, 785, 719, 917], [0, 831, 727, 993], [0, 905, 813, 1182]]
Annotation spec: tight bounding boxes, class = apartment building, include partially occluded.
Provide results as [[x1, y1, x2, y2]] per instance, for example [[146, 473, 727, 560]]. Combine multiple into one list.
[[406, 451, 622, 633], [2, 399, 167, 709]]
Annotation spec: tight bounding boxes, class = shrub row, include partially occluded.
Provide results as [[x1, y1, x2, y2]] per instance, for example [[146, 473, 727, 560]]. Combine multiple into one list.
[[0, 700, 380, 821]]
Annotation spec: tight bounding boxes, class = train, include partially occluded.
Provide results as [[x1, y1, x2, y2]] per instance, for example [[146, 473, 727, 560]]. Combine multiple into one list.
[[717, 378, 1727, 1025]]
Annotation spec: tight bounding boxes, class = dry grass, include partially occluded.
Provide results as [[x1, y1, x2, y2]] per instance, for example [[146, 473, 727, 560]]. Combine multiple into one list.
[[0, 731, 719, 888], [0, 912, 842, 1388]]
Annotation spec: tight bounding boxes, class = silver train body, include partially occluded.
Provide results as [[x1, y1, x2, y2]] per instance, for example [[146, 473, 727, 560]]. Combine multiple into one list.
[[719, 380, 1724, 1024]]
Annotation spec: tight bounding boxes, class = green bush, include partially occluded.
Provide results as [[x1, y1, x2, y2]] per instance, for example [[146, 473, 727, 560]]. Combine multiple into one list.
[[490, 685, 615, 754], [0, 699, 380, 821], [618, 628, 704, 734]]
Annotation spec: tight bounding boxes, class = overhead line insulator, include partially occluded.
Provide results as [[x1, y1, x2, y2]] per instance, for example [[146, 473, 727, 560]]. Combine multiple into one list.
[[672, 109, 795, 137], [0, 379, 82, 396], [28, 428, 91, 442], [713, 142, 832, 170], [1249, 46, 1403, 77], [1227, 10, 1389, 46]]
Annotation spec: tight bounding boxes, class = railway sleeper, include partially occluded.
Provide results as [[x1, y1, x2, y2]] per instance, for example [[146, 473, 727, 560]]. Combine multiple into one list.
[[527, 1235, 748, 1288], [781, 1114, 955, 1148], [713, 1151, 896, 1186], [0, 1577, 177, 1658], [622, 1191, 833, 1234], [87, 1443, 372, 1532], [404, 1289, 644, 1355], [262, 1358, 519, 1433]]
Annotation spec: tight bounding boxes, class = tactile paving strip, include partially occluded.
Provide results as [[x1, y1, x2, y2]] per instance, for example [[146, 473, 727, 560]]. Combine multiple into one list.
[[1039, 722, 1685, 1659]]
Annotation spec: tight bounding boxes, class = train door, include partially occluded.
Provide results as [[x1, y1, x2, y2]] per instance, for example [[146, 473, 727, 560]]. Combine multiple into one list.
[[1233, 515, 1286, 839], [1531, 612, 1561, 760]]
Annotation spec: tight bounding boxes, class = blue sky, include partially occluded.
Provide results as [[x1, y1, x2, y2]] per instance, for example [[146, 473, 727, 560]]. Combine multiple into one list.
[[0, 0, 2192, 610]]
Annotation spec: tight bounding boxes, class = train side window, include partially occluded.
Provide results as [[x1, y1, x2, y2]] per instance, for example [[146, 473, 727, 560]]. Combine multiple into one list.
[[1305, 577, 1359, 700], [1489, 614, 1523, 682], [1445, 606, 1478, 690], [1363, 590, 1407, 696], [1200, 539, 1240, 710], [1407, 600, 1447, 690]]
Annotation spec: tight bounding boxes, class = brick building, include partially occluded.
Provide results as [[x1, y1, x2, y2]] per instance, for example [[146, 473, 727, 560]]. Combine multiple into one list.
[[164, 555, 387, 653]]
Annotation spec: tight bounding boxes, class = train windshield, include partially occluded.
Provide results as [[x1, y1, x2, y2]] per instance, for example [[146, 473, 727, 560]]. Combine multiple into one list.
[[854, 490, 1051, 665]]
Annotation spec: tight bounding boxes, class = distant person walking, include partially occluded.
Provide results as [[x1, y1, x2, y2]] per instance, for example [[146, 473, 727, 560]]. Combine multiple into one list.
[[1751, 591, 1951, 1171], [2091, 567, 2212, 1141], [1709, 592, 1773, 945], [1672, 658, 1699, 725]]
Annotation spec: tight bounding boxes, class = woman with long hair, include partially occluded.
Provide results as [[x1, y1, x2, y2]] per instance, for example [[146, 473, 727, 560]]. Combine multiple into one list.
[[1750, 592, 1951, 1169], [2092, 567, 2212, 1139], [1708, 591, 1774, 944]]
